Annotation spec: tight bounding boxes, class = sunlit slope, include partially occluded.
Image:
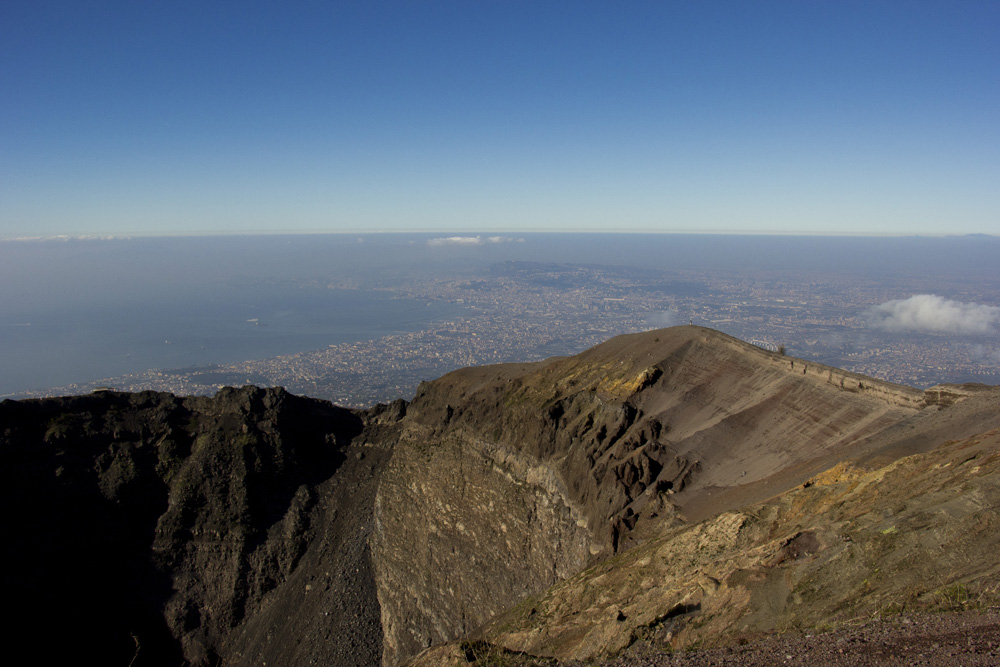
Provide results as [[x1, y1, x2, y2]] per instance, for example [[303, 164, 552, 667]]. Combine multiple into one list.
[[6, 325, 996, 667], [467, 419, 1000, 662], [374, 325, 996, 664]]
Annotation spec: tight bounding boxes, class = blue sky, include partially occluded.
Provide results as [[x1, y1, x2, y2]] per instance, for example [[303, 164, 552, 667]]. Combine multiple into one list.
[[2, 1, 998, 238]]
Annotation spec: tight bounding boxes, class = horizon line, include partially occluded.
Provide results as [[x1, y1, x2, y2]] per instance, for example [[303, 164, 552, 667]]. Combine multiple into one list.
[[3, 230, 997, 242]]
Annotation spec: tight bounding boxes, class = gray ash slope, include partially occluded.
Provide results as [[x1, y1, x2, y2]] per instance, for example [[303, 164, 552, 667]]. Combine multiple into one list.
[[3, 326, 999, 667]]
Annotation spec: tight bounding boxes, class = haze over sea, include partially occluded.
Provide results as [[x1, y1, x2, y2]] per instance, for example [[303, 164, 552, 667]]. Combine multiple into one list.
[[0, 234, 466, 395], [2, 233, 998, 400]]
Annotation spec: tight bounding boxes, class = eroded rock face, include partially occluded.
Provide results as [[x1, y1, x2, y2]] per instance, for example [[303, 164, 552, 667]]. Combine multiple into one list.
[[370, 355, 701, 665], [1, 386, 375, 666], [472, 423, 1000, 662], [5, 326, 997, 667], [369, 327, 998, 666], [373, 425, 594, 666]]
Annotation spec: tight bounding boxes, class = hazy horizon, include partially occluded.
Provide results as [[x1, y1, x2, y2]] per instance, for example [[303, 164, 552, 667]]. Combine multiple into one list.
[[3, 233, 997, 401], [4, 230, 1000, 242]]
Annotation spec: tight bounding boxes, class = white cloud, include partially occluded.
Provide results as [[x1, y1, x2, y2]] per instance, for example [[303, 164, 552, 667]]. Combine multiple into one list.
[[427, 236, 485, 246], [427, 235, 523, 247], [865, 294, 1000, 335]]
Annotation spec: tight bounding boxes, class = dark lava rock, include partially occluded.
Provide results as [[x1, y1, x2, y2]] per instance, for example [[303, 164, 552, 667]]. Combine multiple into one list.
[[1, 386, 380, 666]]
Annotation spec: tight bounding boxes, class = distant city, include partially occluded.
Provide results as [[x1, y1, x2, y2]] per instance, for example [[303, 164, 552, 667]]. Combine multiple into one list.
[[23, 252, 1000, 408]]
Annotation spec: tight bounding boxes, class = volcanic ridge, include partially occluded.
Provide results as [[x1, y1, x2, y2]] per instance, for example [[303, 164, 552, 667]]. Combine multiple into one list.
[[2, 326, 998, 666]]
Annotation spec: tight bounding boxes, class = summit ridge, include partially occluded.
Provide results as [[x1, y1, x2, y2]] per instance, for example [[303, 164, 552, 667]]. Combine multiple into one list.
[[2, 326, 998, 665]]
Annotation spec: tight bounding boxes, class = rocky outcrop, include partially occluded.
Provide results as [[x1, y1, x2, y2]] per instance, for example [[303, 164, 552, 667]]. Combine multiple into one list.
[[372, 426, 593, 666], [370, 326, 999, 665], [1, 386, 378, 666], [3, 326, 998, 667], [465, 421, 1000, 662]]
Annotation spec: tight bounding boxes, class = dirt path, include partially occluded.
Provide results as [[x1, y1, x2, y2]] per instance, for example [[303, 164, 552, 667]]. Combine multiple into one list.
[[590, 610, 1000, 666]]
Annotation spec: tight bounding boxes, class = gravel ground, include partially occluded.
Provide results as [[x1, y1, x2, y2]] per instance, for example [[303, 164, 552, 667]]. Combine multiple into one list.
[[585, 610, 1000, 667]]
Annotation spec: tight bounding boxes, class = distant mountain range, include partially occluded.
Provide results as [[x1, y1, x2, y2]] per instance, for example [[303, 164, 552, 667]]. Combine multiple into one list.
[[3, 326, 998, 666]]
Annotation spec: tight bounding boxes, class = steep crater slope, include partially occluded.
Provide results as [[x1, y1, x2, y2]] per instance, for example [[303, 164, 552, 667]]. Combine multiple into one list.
[[371, 326, 985, 665], [460, 401, 1000, 663], [0, 386, 383, 666], [4, 326, 995, 667]]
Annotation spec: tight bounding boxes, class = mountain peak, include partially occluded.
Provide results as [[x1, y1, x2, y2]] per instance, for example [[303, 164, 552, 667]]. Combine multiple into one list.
[[3, 326, 998, 666]]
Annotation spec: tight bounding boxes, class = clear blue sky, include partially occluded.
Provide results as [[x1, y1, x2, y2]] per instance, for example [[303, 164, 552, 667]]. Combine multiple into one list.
[[2, 1, 998, 238]]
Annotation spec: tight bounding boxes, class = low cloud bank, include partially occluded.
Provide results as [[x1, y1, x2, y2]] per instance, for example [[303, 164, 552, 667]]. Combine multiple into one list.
[[427, 236, 522, 247], [866, 294, 1000, 335]]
